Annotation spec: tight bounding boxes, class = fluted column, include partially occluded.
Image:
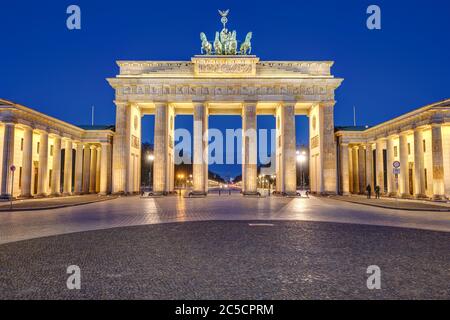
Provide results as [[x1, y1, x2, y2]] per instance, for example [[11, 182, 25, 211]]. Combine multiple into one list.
[[386, 136, 396, 197], [242, 102, 258, 195], [19, 126, 33, 198], [153, 103, 168, 194], [351, 146, 359, 194], [112, 101, 128, 194], [74, 142, 83, 194], [89, 145, 97, 193], [82, 144, 91, 194], [193, 102, 208, 195], [99, 142, 111, 195], [413, 128, 426, 198], [358, 146, 365, 193], [95, 146, 101, 193], [431, 124, 445, 200], [63, 140, 73, 195], [340, 143, 350, 195], [276, 102, 296, 195], [365, 143, 373, 188], [0, 123, 16, 199], [51, 135, 62, 196], [399, 133, 409, 198], [348, 145, 353, 194], [375, 139, 385, 194], [37, 131, 49, 197]]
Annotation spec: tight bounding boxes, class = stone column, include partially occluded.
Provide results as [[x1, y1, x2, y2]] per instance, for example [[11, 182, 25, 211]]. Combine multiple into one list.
[[348, 145, 353, 194], [375, 139, 385, 194], [99, 142, 111, 195], [153, 103, 168, 194], [431, 124, 445, 200], [242, 102, 258, 195], [398, 133, 409, 198], [365, 143, 373, 188], [82, 144, 91, 194], [112, 101, 128, 194], [89, 145, 97, 193], [413, 128, 426, 198], [339, 143, 350, 195], [63, 140, 73, 195], [74, 142, 83, 194], [19, 126, 33, 198], [276, 103, 296, 195], [386, 136, 396, 197], [96, 146, 101, 193], [358, 146, 366, 193], [37, 131, 49, 197], [351, 146, 359, 194], [0, 123, 15, 199], [193, 102, 208, 195], [51, 135, 62, 196], [320, 102, 337, 194]]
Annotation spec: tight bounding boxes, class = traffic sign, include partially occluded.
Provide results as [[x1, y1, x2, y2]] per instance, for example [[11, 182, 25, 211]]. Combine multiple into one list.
[[10, 165, 16, 172], [393, 161, 400, 169], [393, 168, 400, 175]]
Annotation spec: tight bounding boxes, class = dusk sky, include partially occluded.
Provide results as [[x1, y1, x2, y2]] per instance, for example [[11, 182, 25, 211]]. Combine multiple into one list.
[[2, 0, 449, 178]]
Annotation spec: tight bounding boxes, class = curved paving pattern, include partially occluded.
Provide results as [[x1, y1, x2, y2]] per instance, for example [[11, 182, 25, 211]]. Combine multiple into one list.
[[1, 195, 450, 244], [1, 221, 449, 299]]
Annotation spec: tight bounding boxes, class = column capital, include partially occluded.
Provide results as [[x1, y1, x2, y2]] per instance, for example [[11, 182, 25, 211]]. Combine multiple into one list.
[[280, 100, 296, 108], [113, 100, 128, 108], [319, 100, 336, 108], [153, 101, 168, 108], [430, 123, 442, 129]]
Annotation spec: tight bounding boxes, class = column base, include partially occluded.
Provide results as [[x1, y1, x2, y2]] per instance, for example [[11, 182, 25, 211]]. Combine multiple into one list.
[[414, 194, 428, 199], [62, 192, 73, 196], [50, 193, 62, 197], [18, 194, 33, 199], [242, 191, 261, 197], [400, 193, 413, 199], [35, 193, 48, 198], [432, 194, 447, 201], [188, 191, 207, 197], [388, 192, 398, 198]]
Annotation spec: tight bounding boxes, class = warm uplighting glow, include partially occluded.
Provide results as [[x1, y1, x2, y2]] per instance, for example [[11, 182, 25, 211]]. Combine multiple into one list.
[[297, 154, 307, 163], [147, 154, 155, 161]]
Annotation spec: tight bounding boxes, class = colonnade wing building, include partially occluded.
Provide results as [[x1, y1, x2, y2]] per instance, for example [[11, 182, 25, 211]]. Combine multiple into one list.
[[336, 99, 450, 200], [0, 99, 114, 199]]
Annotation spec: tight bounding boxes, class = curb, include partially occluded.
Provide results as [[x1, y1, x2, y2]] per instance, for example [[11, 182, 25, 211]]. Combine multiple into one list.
[[330, 197, 450, 212], [0, 196, 118, 212]]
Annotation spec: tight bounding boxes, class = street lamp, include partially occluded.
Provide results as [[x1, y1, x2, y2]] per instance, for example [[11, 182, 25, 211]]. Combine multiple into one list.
[[297, 153, 307, 189], [147, 153, 154, 190]]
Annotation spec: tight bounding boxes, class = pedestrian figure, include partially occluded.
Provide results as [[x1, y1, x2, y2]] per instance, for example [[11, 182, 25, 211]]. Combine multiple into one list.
[[366, 184, 372, 199], [375, 185, 380, 199]]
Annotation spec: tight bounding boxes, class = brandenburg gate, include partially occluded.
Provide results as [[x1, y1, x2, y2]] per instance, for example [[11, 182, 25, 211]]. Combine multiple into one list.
[[106, 10, 343, 196]]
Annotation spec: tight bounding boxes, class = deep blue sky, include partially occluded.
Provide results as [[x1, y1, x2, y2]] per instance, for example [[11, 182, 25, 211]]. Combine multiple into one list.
[[2, 0, 449, 178]]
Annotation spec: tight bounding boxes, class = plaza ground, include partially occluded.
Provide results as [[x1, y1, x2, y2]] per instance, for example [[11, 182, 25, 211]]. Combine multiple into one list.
[[0, 195, 450, 299]]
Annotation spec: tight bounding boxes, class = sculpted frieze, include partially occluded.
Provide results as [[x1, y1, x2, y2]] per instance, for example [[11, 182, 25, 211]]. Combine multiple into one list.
[[118, 84, 334, 100]]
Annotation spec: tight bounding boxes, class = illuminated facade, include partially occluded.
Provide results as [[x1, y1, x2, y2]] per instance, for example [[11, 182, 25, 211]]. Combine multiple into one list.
[[336, 99, 450, 200]]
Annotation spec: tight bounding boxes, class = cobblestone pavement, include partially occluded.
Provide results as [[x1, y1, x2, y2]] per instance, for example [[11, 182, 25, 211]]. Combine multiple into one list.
[[1, 195, 450, 244], [1, 221, 449, 299]]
